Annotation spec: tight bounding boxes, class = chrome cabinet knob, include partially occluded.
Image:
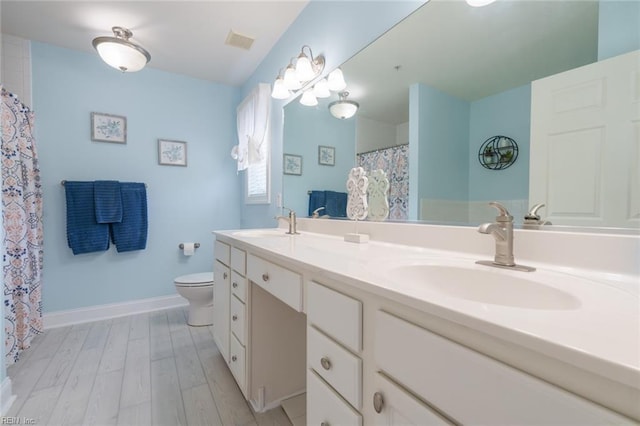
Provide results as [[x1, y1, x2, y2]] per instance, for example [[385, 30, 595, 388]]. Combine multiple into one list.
[[232, 355, 237, 362], [232, 282, 238, 288], [232, 315, 238, 321], [320, 357, 331, 370], [373, 392, 384, 414], [262, 273, 269, 282]]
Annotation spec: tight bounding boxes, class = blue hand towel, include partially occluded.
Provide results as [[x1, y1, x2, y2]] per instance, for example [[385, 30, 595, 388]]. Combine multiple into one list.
[[111, 182, 148, 252], [65, 181, 110, 255], [325, 191, 348, 217], [94, 180, 123, 223], [308, 190, 327, 216]]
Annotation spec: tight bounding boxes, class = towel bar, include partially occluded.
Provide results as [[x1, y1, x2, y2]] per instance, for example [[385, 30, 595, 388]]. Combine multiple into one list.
[[61, 180, 147, 188], [179, 243, 200, 249]]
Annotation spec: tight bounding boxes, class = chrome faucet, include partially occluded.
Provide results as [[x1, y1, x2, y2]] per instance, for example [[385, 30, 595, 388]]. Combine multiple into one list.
[[311, 207, 326, 218], [523, 203, 552, 228], [275, 207, 299, 234], [477, 202, 535, 272]]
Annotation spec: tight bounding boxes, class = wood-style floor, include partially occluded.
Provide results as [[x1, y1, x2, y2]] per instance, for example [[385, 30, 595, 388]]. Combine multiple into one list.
[[6, 307, 293, 426]]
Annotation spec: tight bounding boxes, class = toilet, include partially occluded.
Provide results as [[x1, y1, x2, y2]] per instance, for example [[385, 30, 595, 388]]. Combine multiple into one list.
[[174, 272, 214, 326]]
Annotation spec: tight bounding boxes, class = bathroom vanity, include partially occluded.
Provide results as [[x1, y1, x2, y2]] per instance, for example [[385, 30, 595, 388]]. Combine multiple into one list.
[[213, 220, 639, 424]]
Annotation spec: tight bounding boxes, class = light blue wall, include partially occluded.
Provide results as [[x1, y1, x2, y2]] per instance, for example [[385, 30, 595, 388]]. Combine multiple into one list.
[[598, 0, 640, 60], [409, 83, 470, 218], [240, 1, 426, 227], [283, 98, 356, 216], [32, 42, 241, 313], [468, 84, 531, 202]]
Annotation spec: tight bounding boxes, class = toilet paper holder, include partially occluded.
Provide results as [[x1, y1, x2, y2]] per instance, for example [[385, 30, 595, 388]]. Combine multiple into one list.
[[179, 243, 200, 250]]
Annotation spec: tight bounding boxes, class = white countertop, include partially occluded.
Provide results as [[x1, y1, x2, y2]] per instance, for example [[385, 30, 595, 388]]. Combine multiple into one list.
[[214, 228, 640, 394]]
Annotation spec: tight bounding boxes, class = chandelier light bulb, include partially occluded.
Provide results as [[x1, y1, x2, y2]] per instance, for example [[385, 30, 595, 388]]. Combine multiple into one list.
[[295, 52, 315, 82], [271, 76, 290, 99], [313, 78, 331, 98], [283, 65, 302, 90], [300, 90, 318, 107], [327, 68, 347, 92]]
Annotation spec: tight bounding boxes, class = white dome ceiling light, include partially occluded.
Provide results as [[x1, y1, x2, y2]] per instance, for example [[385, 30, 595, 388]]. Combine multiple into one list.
[[329, 91, 359, 120], [92, 26, 151, 72]]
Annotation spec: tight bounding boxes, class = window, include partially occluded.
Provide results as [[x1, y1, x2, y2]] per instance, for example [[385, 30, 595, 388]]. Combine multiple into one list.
[[245, 124, 270, 204]]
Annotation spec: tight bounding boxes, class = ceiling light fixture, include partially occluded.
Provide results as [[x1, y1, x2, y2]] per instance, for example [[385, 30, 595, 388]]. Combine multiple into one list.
[[329, 91, 359, 119], [92, 26, 151, 72], [466, 0, 497, 7]]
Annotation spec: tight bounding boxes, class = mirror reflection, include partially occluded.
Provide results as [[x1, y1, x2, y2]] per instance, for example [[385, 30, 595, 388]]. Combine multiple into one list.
[[282, 0, 639, 229]]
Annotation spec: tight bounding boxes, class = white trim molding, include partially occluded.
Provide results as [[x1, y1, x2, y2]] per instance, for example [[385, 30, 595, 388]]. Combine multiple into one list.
[[44, 294, 187, 329], [1, 377, 17, 416]]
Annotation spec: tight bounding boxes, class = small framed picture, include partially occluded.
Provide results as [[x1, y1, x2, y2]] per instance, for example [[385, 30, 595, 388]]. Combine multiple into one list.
[[158, 139, 187, 166], [91, 112, 126, 143], [318, 145, 335, 166], [283, 154, 302, 175]]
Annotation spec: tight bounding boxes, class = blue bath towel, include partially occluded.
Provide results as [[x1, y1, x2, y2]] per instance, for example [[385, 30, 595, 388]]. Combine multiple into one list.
[[325, 191, 348, 217], [65, 181, 110, 254], [94, 180, 123, 223], [111, 182, 148, 252], [308, 190, 326, 216]]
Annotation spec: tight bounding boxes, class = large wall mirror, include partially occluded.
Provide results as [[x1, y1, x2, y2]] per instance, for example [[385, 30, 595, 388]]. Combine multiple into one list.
[[282, 0, 639, 231]]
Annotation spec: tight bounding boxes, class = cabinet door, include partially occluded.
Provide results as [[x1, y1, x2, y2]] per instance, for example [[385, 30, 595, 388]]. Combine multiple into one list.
[[372, 373, 453, 426], [307, 369, 362, 426], [213, 260, 230, 363]]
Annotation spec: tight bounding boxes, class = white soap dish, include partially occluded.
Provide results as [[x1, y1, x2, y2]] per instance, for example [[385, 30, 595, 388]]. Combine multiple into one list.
[[344, 233, 369, 244]]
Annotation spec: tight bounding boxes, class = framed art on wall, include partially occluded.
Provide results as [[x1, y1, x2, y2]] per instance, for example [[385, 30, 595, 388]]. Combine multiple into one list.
[[158, 139, 187, 166], [318, 145, 335, 166], [91, 112, 127, 143], [283, 154, 302, 175]]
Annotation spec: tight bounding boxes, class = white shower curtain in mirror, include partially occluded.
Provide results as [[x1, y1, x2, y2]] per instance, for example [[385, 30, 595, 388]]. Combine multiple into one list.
[[1, 88, 44, 365]]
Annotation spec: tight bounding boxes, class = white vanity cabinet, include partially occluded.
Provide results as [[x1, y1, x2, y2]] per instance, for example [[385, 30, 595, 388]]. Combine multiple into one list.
[[372, 310, 632, 425], [307, 281, 364, 425], [213, 240, 231, 363]]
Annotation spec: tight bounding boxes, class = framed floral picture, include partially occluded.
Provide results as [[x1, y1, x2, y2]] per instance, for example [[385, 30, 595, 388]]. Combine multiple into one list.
[[283, 154, 302, 175], [91, 112, 126, 143], [318, 145, 335, 166], [158, 139, 187, 166]]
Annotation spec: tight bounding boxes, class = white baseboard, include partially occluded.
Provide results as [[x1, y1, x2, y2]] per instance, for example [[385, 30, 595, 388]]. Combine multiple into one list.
[[44, 294, 188, 329], [1, 377, 17, 416]]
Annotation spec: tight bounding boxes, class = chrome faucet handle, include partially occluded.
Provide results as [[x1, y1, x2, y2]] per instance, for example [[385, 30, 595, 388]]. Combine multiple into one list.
[[488, 201, 513, 222], [525, 203, 545, 221]]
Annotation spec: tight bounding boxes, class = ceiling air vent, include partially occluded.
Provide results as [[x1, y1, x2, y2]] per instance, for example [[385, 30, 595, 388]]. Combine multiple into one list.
[[225, 30, 254, 50]]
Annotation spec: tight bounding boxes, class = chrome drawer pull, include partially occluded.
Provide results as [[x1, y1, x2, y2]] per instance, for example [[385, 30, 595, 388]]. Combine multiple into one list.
[[262, 273, 269, 282], [373, 392, 384, 413], [223, 272, 228, 280], [320, 357, 332, 370], [232, 315, 238, 321], [232, 282, 238, 288], [231, 355, 237, 362]]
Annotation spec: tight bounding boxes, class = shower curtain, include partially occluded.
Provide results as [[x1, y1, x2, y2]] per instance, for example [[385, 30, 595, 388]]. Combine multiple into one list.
[[1, 88, 44, 365], [357, 144, 409, 221]]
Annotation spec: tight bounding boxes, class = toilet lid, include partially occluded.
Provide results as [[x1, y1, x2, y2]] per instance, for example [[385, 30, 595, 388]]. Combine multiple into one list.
[[175, 272, 214, 286]]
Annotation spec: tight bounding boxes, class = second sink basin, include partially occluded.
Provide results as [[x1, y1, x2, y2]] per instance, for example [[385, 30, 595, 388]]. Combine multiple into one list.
[[389, 263, 581, 310]]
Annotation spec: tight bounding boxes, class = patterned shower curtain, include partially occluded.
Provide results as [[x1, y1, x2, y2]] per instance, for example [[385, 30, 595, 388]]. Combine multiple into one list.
[[357, 144, 409, 221], [1, 88, 44, 365]]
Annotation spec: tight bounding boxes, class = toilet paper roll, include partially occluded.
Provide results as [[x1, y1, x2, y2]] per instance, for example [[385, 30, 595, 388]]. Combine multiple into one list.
[[182, 242, 195, 256]]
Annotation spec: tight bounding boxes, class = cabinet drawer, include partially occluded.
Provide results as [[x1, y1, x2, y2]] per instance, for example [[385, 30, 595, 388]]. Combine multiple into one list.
[[308, 326, 362, 410], [308, 281, 362, 353], [231, 271, 247, 303], [375, 311, 630, 425], [372, 373, 452, 426], [230, 294, 246, 345], [307, 369, 362, 426], [214, 240, 230, 265], [229, 334, 246, 394], [247, 254, 302, 311], [231, 247, 246, 275]]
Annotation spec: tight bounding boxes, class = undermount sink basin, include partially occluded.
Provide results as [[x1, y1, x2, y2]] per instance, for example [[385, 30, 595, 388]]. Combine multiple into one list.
[[389, 264, 581, 310], [232, 229, 289, 238]]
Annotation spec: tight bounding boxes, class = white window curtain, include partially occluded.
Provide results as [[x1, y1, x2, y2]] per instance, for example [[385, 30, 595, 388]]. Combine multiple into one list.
[[236, 83, 271, 171]]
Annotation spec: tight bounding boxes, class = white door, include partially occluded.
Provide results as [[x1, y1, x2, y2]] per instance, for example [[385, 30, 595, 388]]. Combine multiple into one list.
[[213, 260, 230, 363], [530, 49, 639, 228]]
